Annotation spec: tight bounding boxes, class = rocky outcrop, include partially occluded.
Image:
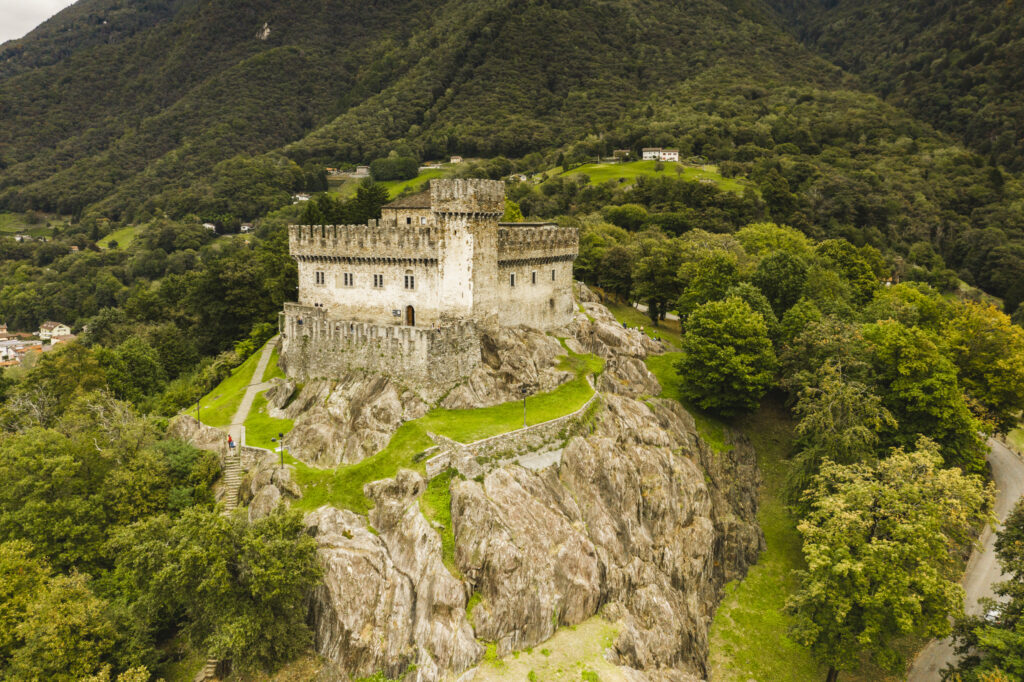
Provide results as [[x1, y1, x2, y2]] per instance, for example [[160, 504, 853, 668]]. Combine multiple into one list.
[[572, 304, 664, 360], [167, 415, 226, 460], [239, 453, 303, 522], [306, 471, 482, 680], [440, 326, 572, 410], [301, 298, 763, 682], [449, 394, 759, 680], [285, 374, 429, 468]]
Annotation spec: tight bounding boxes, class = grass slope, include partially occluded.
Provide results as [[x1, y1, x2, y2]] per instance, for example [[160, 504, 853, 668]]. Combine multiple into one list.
[[603, 299, 683, 347], [0, 212, 58, 238], [99, 225, 142, 250], [188, 345, 266, 427], [708, 398, 821, 681], [286, 346, 603, 515], [558, 160, 753, 195], [643, 353, 730, 454], [472, 617, 623, 681]]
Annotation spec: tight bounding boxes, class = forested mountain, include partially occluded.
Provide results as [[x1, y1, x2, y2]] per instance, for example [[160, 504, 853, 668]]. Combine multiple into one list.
[[0, 0, 1023, 304], [770, 0, 1024, 170]]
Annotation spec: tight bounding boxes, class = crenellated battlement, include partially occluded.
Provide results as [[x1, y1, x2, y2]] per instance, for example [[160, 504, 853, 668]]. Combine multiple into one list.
[[497, 225, 579, 263], [290, 224, 441, 261], [430, 178, 505, 215]]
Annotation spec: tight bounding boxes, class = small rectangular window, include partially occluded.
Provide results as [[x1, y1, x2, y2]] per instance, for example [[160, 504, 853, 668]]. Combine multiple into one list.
[[420, 217, 427, 225], [315, 271, 325, 285], [551, 269, 556, 281], [531, 271, 537, 285], [373, 274, 384, 289], [406, 217, 412, 225], [342, 273, 353, 287], [404, 275, 415, 290], [510, 273, 516, 287]]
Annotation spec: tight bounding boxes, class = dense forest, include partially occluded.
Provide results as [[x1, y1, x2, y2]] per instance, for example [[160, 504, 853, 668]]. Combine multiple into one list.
[[770, 0, 1024, 170]]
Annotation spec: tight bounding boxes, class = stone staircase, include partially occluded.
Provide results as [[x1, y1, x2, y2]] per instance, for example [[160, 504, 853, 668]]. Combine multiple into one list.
[[192, 658, 221, 682], [221, 447, 242, 514]]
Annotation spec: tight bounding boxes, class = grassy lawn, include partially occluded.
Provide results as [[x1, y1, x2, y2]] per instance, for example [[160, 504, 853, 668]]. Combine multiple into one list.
[[244, 392, 294, 451], [381, 168, 449, 198], [602, 299, 683, 347], [187, 346, 266, 427], [262, 345, 285, 382], [472, 616, 624, 681], [557, 160, 753, 196], [286, 346, 603, 515], [1006, 427, 1024, 454], [99, 225, 142, 250], [642, 353, 730, 454], [0, 212, 59, 238]]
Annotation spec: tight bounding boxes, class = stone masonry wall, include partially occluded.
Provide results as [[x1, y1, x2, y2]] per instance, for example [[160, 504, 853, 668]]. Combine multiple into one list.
[[280, 303, 480, 395]]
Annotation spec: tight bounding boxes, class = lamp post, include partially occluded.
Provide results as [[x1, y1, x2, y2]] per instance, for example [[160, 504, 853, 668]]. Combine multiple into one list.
[[271, 432, 285, 469], [518, 383, 537, 428]]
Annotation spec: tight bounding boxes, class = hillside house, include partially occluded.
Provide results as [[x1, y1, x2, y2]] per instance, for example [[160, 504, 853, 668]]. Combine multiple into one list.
[[38, 321, 71, 340], [450, 156, 464, 164], [613, 149, 631, 161], [642, 147, 661, 161], [660, 149, 680, 162]]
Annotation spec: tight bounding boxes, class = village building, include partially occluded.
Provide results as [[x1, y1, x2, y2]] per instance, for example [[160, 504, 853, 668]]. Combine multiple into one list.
[[280, 179, 578, 393], [613, 149, 631, 161], [660, 148, 680, 162], [642, 147, 661, 161], [450, 156, 464, 164], [38, 321, 71, 340]]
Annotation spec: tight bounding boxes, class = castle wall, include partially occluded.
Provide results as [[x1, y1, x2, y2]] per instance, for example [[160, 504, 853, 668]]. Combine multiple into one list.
[[280, 304, 480, 392], [493, 224, 579, 330], [298, 259, 442, 326]]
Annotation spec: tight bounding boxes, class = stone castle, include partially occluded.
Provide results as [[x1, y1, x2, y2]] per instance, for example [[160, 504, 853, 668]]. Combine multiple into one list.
[[279, 179, 579, 391]]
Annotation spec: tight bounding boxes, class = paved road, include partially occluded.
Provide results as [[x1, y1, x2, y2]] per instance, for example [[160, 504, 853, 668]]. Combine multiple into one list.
[[226, 336, 278, 446], [907, 439, 1024, 681]]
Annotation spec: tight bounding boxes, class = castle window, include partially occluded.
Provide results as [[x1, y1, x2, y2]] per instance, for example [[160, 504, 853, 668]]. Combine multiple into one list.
[[420, 217, 427, 225], [315, 271, 325, 286], [531, 271, 537, 285], [343, 273, 354, 287], [404, 274, 415, 290], [510, 273, 516, 287], [406, 217, 412, 225], [373, 274, 384, 289], [551, 269, 556, 281]]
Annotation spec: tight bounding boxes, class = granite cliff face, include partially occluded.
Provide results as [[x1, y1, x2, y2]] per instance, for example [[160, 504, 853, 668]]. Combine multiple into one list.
[[296, 296, 763, 681]]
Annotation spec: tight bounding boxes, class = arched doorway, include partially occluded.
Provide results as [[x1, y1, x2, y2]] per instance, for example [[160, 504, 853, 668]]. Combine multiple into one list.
[[405, 306, 415, 327]]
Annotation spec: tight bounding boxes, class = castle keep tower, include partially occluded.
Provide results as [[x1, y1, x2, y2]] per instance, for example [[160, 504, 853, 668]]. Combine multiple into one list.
[[280, 179, 578, 393], [432, 179, 505, 323]]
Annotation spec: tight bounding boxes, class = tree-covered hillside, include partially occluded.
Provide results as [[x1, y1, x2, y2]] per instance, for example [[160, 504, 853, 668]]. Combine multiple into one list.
[[0, 0, 1022, 307], [770, 0, 1024, 170]]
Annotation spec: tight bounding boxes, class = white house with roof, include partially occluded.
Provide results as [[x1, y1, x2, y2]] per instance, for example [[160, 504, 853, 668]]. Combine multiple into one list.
[[38, 321, 71, 340], [642, 147, 661, 161], [660, 149, 680, 162]]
